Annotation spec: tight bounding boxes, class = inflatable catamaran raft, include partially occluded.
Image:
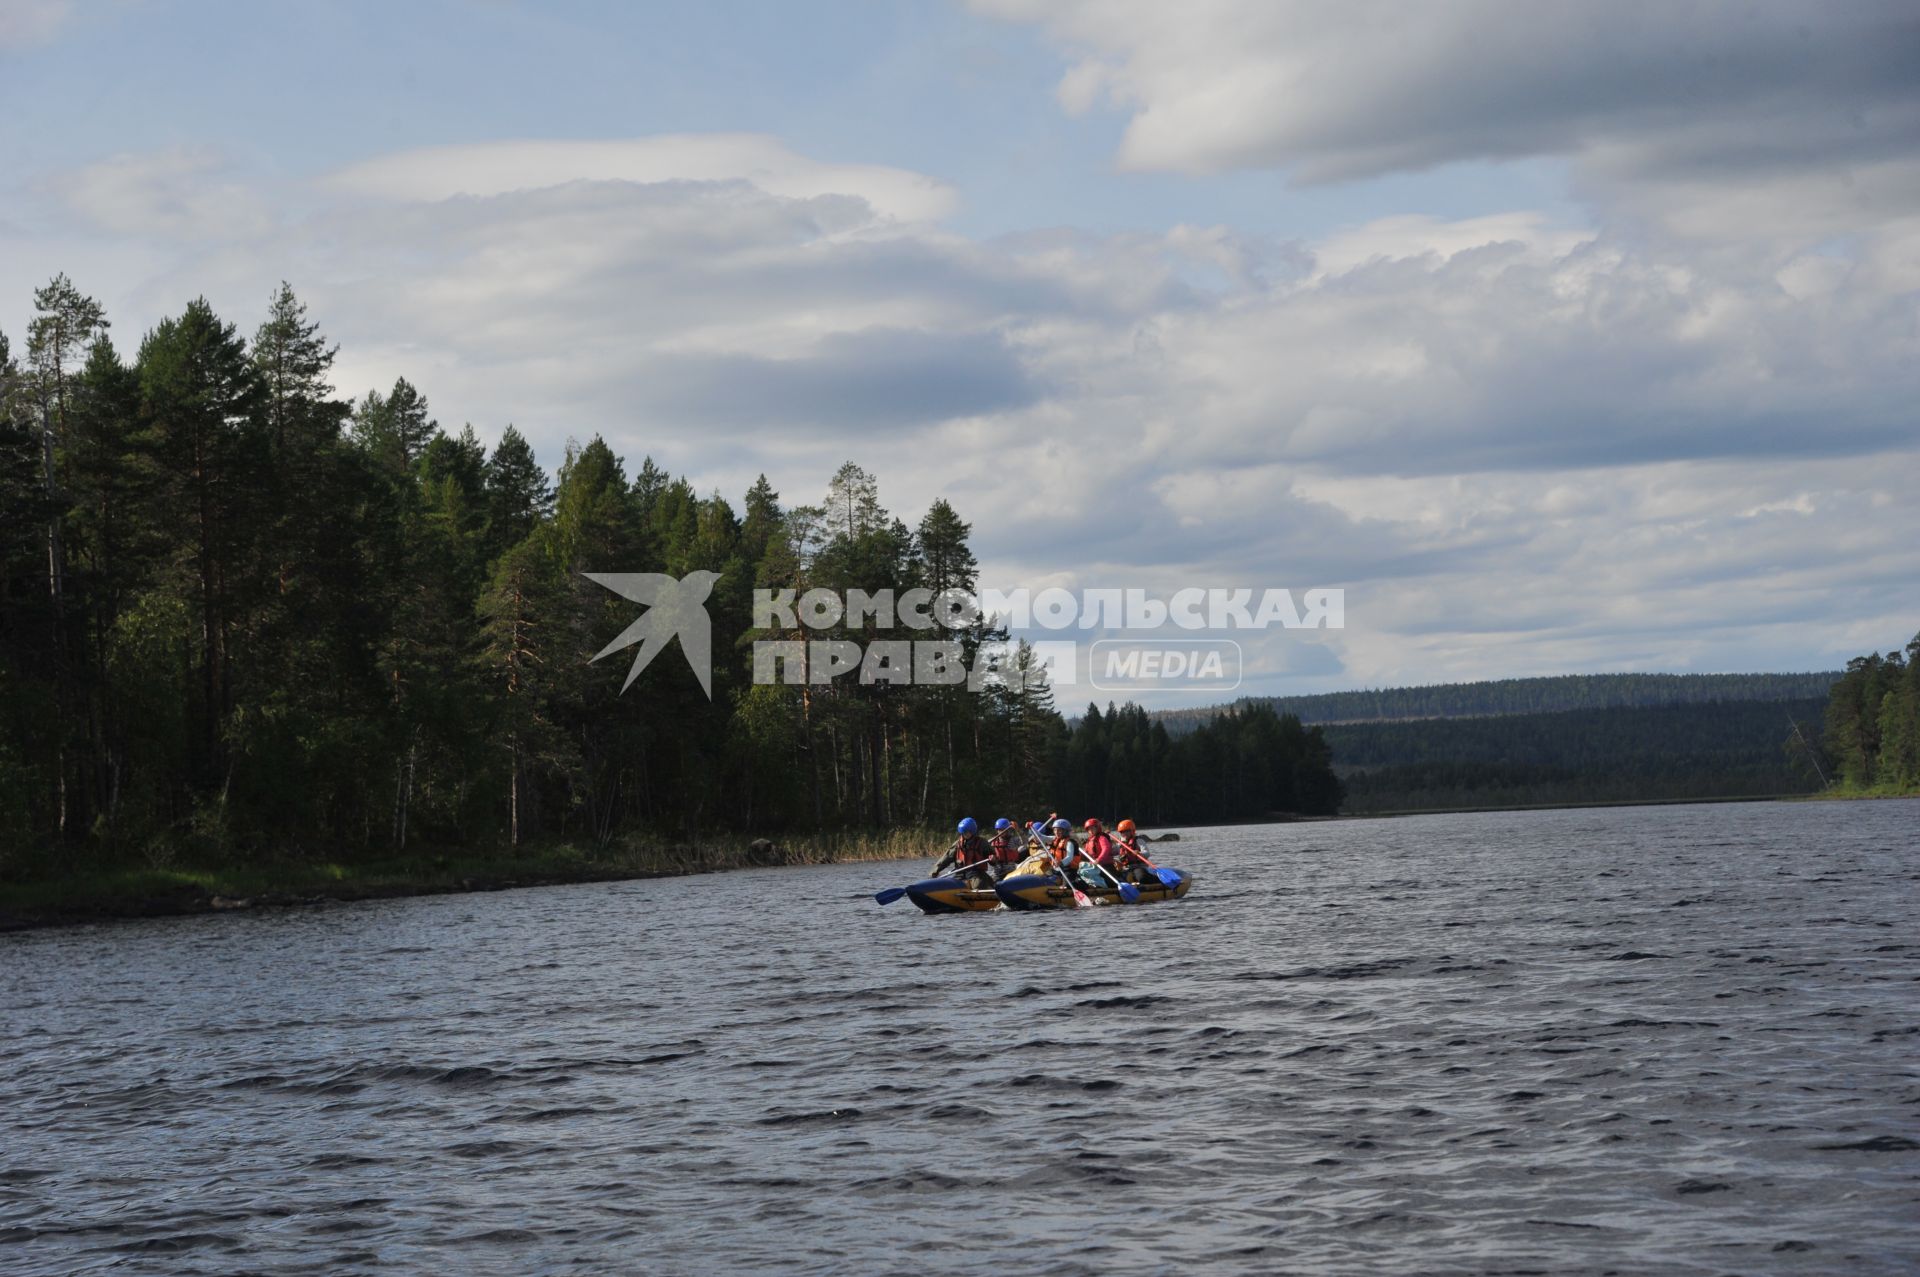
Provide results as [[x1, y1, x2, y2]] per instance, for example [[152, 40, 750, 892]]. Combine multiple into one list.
[[874, 818, 1193, 914], [902, 868, 1193, 914]]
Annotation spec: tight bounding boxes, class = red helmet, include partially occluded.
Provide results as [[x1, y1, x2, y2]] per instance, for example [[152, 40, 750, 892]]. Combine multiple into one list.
[[1083, 817, 1102, 829]]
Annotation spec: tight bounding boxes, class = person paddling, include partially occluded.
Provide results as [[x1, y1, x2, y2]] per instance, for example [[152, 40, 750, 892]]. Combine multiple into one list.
[[932, 818, 993, 887], [1047, 817, 1103, 893], [989, 818, 1023, 873], [1083, 818, 1115, 874], [1112, 819, 1152, 884]]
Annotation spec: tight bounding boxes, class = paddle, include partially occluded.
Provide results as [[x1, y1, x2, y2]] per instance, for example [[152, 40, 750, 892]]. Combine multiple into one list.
[[1085, 855, 1141, 904], [873, 846, 997, 904], [1117, 839, 1183, 888], [1046, 845, 1102, 908]]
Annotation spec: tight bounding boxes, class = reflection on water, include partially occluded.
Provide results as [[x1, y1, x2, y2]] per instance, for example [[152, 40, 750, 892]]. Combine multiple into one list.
[[3, 799, 1917, 1274]]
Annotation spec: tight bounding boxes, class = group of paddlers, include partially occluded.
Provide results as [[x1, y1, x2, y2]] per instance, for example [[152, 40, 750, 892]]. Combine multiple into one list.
[[929, 815, 1158, 892]]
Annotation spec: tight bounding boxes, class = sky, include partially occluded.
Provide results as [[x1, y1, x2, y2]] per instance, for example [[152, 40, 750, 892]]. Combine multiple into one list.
[[2, 0, 1917, 702]]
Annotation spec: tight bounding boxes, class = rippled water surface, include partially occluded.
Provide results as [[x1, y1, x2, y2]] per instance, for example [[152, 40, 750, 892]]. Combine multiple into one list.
[[4, 799, 1918, 1274]]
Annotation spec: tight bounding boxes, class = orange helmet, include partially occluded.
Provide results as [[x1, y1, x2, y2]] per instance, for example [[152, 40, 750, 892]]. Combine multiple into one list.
[[1116, 819, 1136, 833]]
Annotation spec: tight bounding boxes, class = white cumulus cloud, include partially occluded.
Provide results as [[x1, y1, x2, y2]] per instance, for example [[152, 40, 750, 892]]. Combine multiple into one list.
[[17, 130, 1920, 694]]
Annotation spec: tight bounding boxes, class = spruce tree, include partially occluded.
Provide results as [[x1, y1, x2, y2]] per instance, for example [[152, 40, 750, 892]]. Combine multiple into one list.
[[483, 424, 553, 559]]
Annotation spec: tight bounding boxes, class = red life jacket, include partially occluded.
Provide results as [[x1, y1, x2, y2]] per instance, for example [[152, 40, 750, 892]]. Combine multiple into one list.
[[989, 830, 1019, 862], [953, 834, 988, 866], [1086, 831, 1115, 864]]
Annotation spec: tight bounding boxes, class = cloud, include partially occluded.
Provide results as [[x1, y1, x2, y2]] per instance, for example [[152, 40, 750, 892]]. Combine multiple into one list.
[[326, 134, 960, 225], [0, 0, 71, 49], [1307, 212, 1592, 279], [976, 0, 1920, 244], [47, 147, 274, 241], [21, 133, 1920, 695], [630, 328, 1041, 431]]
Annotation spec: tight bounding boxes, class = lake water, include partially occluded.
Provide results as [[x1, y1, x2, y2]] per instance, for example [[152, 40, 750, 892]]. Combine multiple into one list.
[[3, 799, 1917, 1274]]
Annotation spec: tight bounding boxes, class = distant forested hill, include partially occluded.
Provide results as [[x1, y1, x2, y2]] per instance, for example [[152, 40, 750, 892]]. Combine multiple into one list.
[[1154, 672, 1839, 733], [1330, 698, 1830, 813]]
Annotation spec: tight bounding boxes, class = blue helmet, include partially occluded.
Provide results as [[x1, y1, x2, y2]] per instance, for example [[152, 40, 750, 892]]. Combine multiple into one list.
[[957, 817, 978, 834], [994, 818, 1013, 831], [1052, 818, 1071, 832]]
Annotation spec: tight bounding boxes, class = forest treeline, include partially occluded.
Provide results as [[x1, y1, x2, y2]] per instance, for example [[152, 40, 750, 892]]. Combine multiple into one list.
[[1331, 698, 1831, 813], [1053, 702, 1342, 825], [1154, 672, 1841, 731], [0, 277, 1342, 877], [1821, 632, 1920, 795]]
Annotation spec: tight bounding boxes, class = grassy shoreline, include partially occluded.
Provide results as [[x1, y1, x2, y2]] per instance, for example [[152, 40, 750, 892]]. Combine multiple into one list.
[[1341, 791, 1825, 818], [0, 830, 938, 933], [11, 789, 1909, 932], [1804, 785, 1920, 801]]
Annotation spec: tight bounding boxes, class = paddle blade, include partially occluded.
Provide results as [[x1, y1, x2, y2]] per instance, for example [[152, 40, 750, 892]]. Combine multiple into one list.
[[873, 886, 909, 905], [1119, 883, 1141, 903], [1152, 868, 1182, 887], [1071, 885, 1093, 908]]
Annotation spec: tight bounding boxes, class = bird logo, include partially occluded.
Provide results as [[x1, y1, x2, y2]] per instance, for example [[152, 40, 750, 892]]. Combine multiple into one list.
[[584, 569, 720, 697]]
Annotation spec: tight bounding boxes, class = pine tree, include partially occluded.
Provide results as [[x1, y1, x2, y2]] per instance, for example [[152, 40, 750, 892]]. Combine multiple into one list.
[[64, 336, 149, 837], [253, 282, 343, 454], [350, 377, 436, 471], [27, 276, 110, 555], [24, 276, 108, 836], [476, 538, 572, 848], [138, 298, 266, 794], [916, 498, 978, 600], [386, 378, 436, 468], [631, 455, 669, 524], [824, 461, 883, 541], [483, 424, 553, 558], [739, 474, 780, 568], [349, 387, 389, 459]]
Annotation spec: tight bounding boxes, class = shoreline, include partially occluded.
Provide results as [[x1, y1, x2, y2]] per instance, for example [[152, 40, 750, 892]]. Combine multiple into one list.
[[1802, 787, 1920, 802], [9, 790, 1912, 933], [0, 833, 933, 935], [1339, 791, 1828, 818]]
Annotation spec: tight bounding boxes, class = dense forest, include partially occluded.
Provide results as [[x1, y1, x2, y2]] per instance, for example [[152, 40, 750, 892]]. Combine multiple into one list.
[[0, 277, 1343, 881], [1821, 632, 1920, 794], [1331, 698, 1831, 813], [1053, 701, 1342, 825], [1154, 672, 1841, 731]]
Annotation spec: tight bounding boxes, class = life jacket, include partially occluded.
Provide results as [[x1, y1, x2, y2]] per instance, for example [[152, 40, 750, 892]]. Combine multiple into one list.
[[1085, 831, 1115, 864], [952, 834, 989, 867], [989, 829, 1020, 862], [1049, 834, 1082, 869], [1113, 835, 1146, 866]]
